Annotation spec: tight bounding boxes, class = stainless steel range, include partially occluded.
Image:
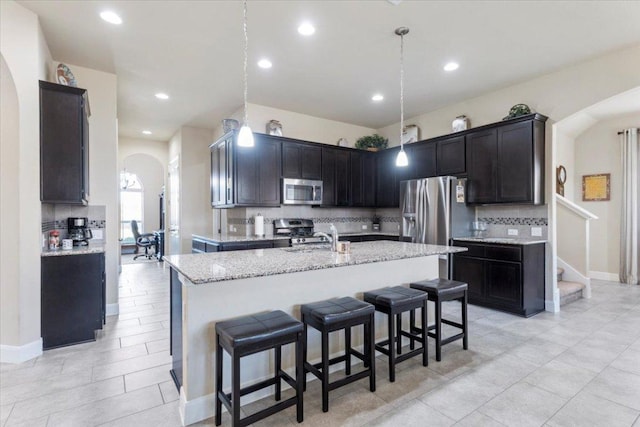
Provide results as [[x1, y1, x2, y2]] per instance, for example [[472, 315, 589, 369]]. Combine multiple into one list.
[[273, 218, 330, 245]]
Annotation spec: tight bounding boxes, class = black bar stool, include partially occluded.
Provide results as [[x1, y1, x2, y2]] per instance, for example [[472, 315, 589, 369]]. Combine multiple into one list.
[[363, 286, 428, 382], [301, 297, 376, 413], [215, 310, 304, 427], [409, 278, 468, 361]]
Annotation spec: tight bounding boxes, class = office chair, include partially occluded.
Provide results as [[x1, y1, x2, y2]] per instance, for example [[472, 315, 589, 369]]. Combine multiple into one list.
[[131, 220, 158, 260]]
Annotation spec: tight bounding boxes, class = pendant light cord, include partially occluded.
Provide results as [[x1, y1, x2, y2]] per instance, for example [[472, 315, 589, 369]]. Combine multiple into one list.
[[399, 31, 404, 150], [243, 0, 249, 126]]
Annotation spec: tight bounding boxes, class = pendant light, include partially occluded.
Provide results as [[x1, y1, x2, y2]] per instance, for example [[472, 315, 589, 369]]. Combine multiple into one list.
[[237, 0, 254, 147], [395, 27, 409, 167]]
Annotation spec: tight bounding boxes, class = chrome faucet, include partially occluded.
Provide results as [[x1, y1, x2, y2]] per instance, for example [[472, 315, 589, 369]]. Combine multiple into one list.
[[329, 223, 339, 252], [313, 231, 333, 244]]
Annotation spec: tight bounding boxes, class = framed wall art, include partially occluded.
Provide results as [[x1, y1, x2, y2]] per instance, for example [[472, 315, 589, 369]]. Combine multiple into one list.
[[582, 173, 610, 201]]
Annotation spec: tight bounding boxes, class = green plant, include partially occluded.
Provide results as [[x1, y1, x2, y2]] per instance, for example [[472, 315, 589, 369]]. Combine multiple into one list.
[[355, 134, 388, 150]]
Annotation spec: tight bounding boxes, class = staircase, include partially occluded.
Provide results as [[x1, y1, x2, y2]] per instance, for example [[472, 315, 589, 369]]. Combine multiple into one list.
[[557, 267, 585, 306]]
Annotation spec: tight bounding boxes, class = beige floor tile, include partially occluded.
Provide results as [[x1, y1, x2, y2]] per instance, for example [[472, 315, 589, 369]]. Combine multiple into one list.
[[103, 318, 141, 330], [455, 411, 507, 427], [138, 313, 170, 325], [102, 322, 164, 339], [1, 369, 93, 406], [547, 391, 639, 427], [611, 348, 640, 376], [0, 363, 64, 389], [124, 363, 172, 392], [540, 326, 591, 347], [419, 374, 503, 421], [0, 359, 36, 373], [524, 359, 596, 399], [477, 382, 567, 427], [372, 360, 446, 407], [159, 380, 179, 403], [555, 341, 626, 374], [116, 308, 163, 321], [146, 338, 170, 354], [97, 401, 182, 427], [61, 343, 149, 374], [507, 336, 569, 366], [4, 414, 49, 427], [47, 384, 163, 426], [423, 348, 488, 379], [1, 403, 13, 425], [370, 399, 455, 426], [119, 329, 169, 348], [92, 351, 171, 381], [582, 367, 640, 411], [7, 376, 124, 424]]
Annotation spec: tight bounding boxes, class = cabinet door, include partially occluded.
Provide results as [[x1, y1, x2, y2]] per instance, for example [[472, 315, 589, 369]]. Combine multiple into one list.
[[282, 144, 301, 178], [485, 260, 522, 309], [235, 145, 258, 205], [335, 150, 350, 206], [436, 135, 466, 176], [362, 153, 376, 207], [301, 145, 322, 180], [376, 148, 399, 208], [350, 151, 364, 206], [452, 255, 485, 302], [40, 82, 87, 204], [466, 129, 497, 204], [220, 242, 249, 251], [257, 138, 281, 205], [407, 141, 436, 179], [321, 148, 336, 206], [497, 121, 533, 203], [211, 140, 228, 206]]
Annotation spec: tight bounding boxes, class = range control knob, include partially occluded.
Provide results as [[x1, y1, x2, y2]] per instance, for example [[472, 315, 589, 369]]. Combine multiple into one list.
[[301, 238, 306, 243]]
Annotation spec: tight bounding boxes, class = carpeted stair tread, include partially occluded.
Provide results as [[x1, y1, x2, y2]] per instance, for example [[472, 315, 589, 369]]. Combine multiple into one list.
[[556, 267, 565, 282], [558, 280, 585, 297]]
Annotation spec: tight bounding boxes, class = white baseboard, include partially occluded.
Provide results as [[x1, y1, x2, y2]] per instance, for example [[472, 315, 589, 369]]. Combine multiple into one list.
[[0, 338, 43, 363], [106, 303, 119, 317], [589, 271, 620, 282]]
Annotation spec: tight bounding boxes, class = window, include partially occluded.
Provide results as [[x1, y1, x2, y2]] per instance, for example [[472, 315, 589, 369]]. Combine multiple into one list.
[[120, 172, 143, 244]]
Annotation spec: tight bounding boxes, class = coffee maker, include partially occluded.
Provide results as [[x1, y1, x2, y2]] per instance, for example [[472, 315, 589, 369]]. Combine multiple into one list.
[[67, 217, 93, 246]]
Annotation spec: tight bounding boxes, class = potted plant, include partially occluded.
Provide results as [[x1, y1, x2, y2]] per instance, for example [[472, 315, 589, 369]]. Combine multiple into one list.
[[355, 134, 388, 151]]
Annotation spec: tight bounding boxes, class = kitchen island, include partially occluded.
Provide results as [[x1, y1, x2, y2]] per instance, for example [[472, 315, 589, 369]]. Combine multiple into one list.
[[164, 241, 465, 425]]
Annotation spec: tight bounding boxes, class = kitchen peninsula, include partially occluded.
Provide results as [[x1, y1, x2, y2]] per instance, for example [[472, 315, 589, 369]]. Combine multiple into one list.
[[164, 240, 465, 425]]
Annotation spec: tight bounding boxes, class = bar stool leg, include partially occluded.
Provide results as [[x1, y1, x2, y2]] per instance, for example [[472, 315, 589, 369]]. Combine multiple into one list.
[[396, 313, 402, 355], [295, 331, 304, 423], [275, 345, 282, 401], [435, 299, 442, 362], [409, 309, 416, 350], [215, 334, 223, 426], [421, 303, 428, 366], [321, 329, 330, 413], [462, 292, 468, 350], [368, 314, 376, 392], [232, 351, 241, 427], [388, 312, 396, 382], [345, 327, 351, 375], [302, 316, 308, 392]]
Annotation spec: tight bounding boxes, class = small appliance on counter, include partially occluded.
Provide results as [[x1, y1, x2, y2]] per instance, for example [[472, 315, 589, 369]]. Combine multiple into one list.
[[67, 217, 93, 246], [273, 218, 329, 245]]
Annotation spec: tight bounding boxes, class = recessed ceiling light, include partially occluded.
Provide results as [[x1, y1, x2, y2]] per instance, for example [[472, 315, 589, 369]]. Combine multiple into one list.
[[444, 62, 459, 72], [100, 11, 122, 25], [297, 22, 315, 36], [155, 93, 169, 100], [371, 94, 384, 102], [257, 59, 272, 69], [142, 130, 152, 135]]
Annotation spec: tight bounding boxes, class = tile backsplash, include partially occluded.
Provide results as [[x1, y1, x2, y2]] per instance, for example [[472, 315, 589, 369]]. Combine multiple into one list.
[[475, 204, 548, 239], [41, 204, 107, 246]]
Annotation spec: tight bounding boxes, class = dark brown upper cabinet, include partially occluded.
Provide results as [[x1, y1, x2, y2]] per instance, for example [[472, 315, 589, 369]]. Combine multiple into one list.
[[466, 114, 546, 205], [436, 135, 466, 176], [210, 132, 281, 207], [282, 141, 322, 180], [405, 141, 437, 180], [40, 81, 90, 204], [350, 151, 376, 207]]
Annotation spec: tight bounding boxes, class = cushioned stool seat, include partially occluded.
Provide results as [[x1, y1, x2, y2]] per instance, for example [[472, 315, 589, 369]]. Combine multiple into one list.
[[363, 286, 428, 382], [215, 310, 304, 427], [301, 297, 375, 413], [410, 278, 468, 362]]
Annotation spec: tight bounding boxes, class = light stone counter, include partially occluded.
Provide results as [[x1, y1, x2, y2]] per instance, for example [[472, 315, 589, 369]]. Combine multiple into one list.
[[167, 241, 466, 425], [453, 237, 547, 245], [164, 241, 465, 284], [192, 233, 291, 244], [41, 242, 105, 257]]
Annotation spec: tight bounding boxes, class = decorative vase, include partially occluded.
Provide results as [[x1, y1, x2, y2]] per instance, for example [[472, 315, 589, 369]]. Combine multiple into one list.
[[452, 115, 469, 132]]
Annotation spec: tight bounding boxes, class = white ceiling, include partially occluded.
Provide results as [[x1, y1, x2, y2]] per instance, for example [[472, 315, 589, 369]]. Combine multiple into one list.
[[19, 0, 640, 142]]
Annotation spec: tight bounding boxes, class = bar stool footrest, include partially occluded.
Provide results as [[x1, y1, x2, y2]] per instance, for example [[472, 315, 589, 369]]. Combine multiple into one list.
[[241, 397, 299, 427]]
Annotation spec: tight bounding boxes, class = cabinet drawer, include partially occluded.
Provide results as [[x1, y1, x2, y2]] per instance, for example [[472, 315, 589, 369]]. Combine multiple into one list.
[[485, 245, 521, 262], [452, 242, 485, 257], [247, 241, 273, 250], [192, 239, 206, 253]]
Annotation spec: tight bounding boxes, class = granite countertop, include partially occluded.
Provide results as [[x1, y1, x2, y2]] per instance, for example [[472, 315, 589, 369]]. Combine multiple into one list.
[[164, 241, 466, 284], [453, 237, 546, 246], [41, 242, 106, 257], [339, 231, 399, 238], [192, 234, 291, 243]]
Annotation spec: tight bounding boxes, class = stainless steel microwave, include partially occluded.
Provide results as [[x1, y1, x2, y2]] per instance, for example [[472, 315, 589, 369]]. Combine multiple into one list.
[[282, 178, 323, 205]]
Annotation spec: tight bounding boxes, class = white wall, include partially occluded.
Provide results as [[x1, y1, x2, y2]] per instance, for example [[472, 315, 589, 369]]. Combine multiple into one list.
[[63, 63, 120, 309], [555, 130, 576, 200], [0, 0, 52, 361], [119, 137, 169, 171], [575, 113, 638, 278]]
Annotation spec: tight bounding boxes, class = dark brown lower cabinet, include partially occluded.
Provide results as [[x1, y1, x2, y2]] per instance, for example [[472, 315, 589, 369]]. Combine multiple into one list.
[[452, 241, 544, 317], [41, 253, 105, 349], [191, 236, 290, 253]]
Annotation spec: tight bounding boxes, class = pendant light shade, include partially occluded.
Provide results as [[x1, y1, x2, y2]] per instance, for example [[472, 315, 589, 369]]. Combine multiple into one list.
[[239, 0, 254, 147], [395, 26, 409, 168], [238, 125, 254, 147], [396, 148, 408, 167]]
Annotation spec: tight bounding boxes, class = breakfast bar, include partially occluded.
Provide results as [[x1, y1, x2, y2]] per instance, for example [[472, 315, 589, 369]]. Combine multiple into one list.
[[164, 240, 465, 425]]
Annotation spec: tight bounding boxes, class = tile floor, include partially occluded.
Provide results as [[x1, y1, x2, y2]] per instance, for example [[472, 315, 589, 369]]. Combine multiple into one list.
[[1, 261, 639, 427]]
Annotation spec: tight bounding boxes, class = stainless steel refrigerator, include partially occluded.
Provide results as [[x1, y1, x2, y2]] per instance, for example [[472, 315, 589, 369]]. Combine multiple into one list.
[[400, 177, 474, 278]]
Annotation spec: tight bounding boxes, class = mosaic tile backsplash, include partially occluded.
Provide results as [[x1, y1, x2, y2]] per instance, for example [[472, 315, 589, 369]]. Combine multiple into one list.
[[475, 204, 548, 240]]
